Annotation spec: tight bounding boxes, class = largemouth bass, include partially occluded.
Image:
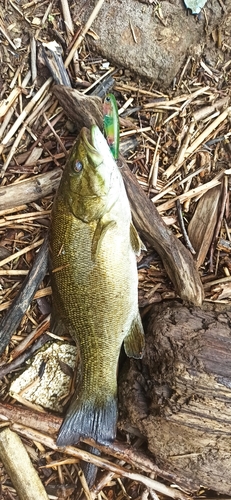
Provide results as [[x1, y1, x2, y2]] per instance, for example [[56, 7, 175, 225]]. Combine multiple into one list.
[[49, 125, 144, 460]]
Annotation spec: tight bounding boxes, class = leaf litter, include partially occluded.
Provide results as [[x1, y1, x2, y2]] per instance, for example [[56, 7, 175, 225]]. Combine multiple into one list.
[[0, 0, 231, 498]]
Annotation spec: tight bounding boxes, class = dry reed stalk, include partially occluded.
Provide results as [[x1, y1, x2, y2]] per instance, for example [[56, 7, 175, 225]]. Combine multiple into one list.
[[1, 92, 52, 175], [156, 177, 222, 213], [0, 78, 52, 155], [0, 18, 17, 49], [64, 0, 106, 68], [186, 107, 231, 157], [143, 86, 210, 109]]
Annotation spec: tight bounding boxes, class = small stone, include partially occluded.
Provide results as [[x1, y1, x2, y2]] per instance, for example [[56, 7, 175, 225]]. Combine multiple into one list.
[[31, 17, 41, 26], [13, 38, 21, 49]]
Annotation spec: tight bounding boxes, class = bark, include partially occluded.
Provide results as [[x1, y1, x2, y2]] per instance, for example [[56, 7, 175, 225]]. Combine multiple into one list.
[[188, 185, 221, 267], [119, 301, 231, 495], [52, 85, 103, 130]]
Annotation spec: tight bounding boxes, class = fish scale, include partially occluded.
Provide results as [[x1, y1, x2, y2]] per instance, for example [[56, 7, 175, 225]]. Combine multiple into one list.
[[49, 125, 145, 484]]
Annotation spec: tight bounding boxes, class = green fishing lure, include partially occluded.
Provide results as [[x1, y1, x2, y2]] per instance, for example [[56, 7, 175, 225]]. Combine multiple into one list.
[[103, 93, 119, 160]]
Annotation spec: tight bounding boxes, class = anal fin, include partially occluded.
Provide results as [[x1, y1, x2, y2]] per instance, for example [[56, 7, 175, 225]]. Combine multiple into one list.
[[124, 314, 145, 359]]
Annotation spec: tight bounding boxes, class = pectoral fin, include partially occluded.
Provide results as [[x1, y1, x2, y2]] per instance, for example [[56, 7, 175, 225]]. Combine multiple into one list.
[[124, 314, 145, 359], [130, 223, 146, 256], [91, 220, 116, 261]]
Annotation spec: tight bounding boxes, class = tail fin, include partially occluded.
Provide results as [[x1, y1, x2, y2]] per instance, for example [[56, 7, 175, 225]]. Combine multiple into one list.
[[57, 395, 117, 487], [57, 394, 117, 447], [81, 445, 101, 488]]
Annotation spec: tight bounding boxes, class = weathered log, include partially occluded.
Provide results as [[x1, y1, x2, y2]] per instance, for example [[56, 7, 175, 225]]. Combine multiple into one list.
[[119, 301, 231, 495], [52, 84, 204, 306], [0, 169, 62, 211], [120, 159, 203, 306], [52, 85, 103, 130]]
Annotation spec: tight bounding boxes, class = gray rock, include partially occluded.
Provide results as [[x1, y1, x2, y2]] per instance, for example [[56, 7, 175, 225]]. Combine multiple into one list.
[[74, 0, 223, 87]]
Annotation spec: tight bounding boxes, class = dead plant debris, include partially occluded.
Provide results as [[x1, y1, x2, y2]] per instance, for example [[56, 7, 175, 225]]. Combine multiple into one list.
[[0, 0, 231, 498]]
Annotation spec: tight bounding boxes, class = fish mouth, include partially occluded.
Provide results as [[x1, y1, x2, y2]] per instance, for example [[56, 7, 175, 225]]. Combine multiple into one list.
[[81, 126, 103, 167]]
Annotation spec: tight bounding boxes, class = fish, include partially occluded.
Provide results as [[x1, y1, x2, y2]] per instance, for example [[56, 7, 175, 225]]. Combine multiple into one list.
[[103, 93, 120, 159], [49, 124, 145, 482]]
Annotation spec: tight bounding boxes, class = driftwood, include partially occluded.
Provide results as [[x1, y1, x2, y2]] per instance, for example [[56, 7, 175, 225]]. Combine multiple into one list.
[[0, 427, 49, 500], [0, 169, 62, 211], [120, 161, 203, 305], [0, 404, 189, 500], [119, 301, 231, 495], [0, 237, 48, 354], [52, 84, 204, 306], [0, 402, 181, 486], [52, 85, 103, 130]]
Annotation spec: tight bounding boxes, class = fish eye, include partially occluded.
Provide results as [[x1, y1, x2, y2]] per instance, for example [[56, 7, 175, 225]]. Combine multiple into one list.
[[74, 160, 83, 173], [105, 96, 111, 102]]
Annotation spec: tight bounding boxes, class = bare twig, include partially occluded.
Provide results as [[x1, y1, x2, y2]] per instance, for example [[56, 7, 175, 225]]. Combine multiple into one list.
[[60, 0, 74, 40], [0, 19, 17, 50], [10, 315, 50, 360], [176, 200, 196, 255], [143, 87, 210, 109], [185, 107, 231, 158], [0, 71, 31, 121], [209, 176, 228, 272], [30, 36, 37, 82], [164, 120, 195, 179], [0, 238, 44, 268], [0, 333, 50, 379], [157, 177, 222, 213], [43, 112, 68, 155], [0, 402, 193, 490], [1, 90, 53, 175]]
